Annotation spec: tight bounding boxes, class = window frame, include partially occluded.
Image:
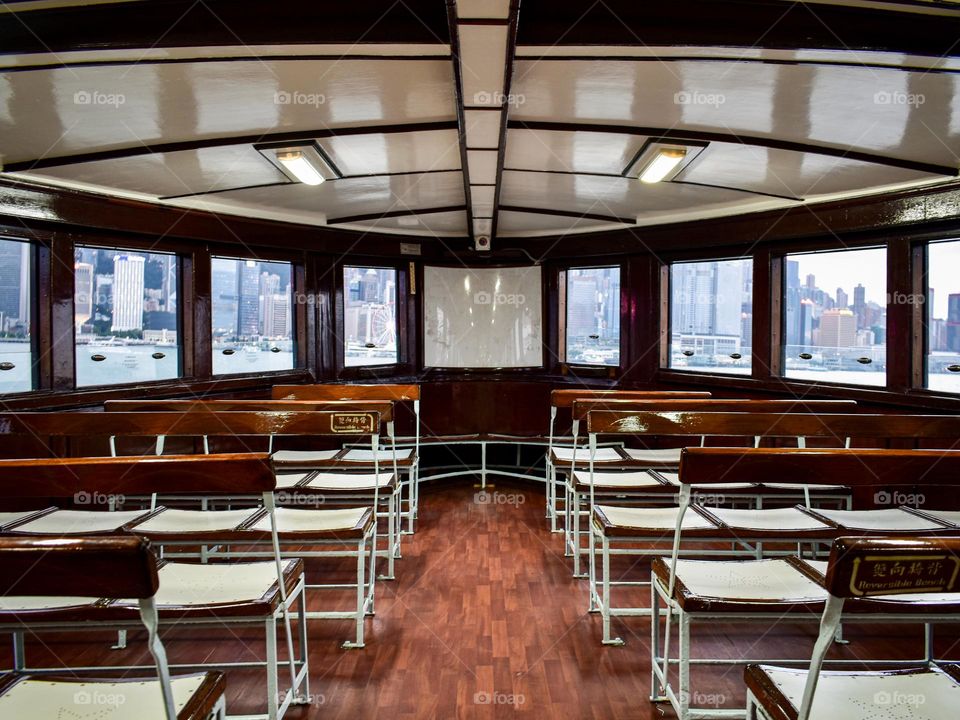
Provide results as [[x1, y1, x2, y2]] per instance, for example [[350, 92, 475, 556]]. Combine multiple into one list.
[[337, 259, 409, 376], [71, 242, 185, 390], [776, 244, 888, 389], [0, 236, 38, 396], [661, 254, 755, 378], [209, 253, 300, 379], [559, 263, 623, 372], [918, 237, 960, 396]]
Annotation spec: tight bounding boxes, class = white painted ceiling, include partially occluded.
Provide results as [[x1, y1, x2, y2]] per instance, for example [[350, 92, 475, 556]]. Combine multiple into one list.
[[1, 0, 959, 241]]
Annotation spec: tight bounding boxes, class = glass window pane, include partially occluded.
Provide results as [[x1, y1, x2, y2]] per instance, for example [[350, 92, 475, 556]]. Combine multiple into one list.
[[0, 238, 34, 393], [926, 240, 960, 393], [211, 257, 295, 375], [75, 246, 180, 387], [669, 258, 752, 375], [344, 267, 398, 367], [564, 267, 620, 366], [783, 247, 886, 386]]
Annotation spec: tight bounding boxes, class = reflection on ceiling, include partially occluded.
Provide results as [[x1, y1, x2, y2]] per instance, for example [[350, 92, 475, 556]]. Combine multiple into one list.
[[1, 1, 959, 242]]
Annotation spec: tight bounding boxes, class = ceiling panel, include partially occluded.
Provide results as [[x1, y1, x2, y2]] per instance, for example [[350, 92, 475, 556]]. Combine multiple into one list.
[[497, 210, 628, 236], [336, 210, 468, 236], [465, 110, 502, 148], [511, 59, 960, 168], [320, 129, 461, 176], [456, 0, 511, 19], [459, 24, 508, 107], [679, 141, 942, 198], [11, 144, 288, 198], [164, 170, 466, 227], [0, 58, 456, 164], [504, 128, 645, 175], [500, 169, 796, 224], [467, 149, 499, 184]]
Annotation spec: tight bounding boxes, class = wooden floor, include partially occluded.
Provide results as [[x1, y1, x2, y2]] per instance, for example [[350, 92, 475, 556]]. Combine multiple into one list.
[[6, 479, 960, 718]]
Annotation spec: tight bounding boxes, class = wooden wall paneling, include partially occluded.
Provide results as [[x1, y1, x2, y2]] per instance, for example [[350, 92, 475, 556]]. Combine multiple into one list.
[[49, 233, 76, 391], [886, 236, 913, 393], [911, 242, 927, 390], [752, 247, 775, 382], [191, 246, 213, 379], [621, 255, 659, 385], [293, 260, 309, 374]]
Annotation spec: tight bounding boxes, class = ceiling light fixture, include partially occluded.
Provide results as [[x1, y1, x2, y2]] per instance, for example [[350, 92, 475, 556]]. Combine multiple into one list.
[[276, 150, 326, 185], [639, 148, 687, 184]]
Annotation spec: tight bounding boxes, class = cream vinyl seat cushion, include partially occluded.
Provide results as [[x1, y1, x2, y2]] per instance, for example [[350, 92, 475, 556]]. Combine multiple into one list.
[[917, 509, 960, 528], [596, 505, 715, 531], [707, 507, 832, 532], [750, 665, 960, 720], [340, 448, 414, 461], [248, 507, 370, 533], [662, 558, 828, 604], [622, 447, 683, 463], [0, 510, 44, 530], [0, 596, 100, 611], [12, 509, 150, 534], [552, 447, 621, 462], [271, 449, 340, 462], [305, 472, 394, 490], [0, 675, 209, 720], [275, 471, 312, 489], [812, 508, 948, 531], [572, 470, 664, 488], [132, 508, 256, 534], [144, 561, 289, 607]]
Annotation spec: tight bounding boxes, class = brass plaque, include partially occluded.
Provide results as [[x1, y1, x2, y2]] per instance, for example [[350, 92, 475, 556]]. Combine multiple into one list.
[[331, 413, 375, 434], [849, 554, 960, 596]]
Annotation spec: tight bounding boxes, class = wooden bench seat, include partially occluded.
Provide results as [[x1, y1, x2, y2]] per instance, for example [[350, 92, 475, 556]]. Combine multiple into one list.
[[745, 537, 960, 720], [0, 536, 227, 720]]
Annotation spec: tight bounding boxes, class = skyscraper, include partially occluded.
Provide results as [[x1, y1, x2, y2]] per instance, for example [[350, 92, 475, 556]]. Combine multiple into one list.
[[74, 262, 94, 328], [853, 283, 867, 329], [236, 260, 260, 337], [836, 287, 848, 309], [820, 308, 856, 347], [0, 240, 28, 330], [948, 293, 960, 352], [111, 254, 145, 331], [567, 275, 597, 339], [671, 260, 743, 337]]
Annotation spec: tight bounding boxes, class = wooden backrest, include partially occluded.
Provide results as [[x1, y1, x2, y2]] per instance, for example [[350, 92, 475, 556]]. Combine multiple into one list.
[[550, 389, 710, 409], [571, 398, 857, 421], [0, 535, 158, 599], [272, 383, 420, 402], [586, 411, 960, 440], [0, 409, 382, 438], [0, 453, 276, 497], [825, 536, 960, 598], [104, 399, 395, 422], [677, 446, 960, 488]]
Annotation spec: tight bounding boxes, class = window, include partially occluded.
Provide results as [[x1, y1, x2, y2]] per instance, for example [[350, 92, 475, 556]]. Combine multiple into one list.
[[344, 266, 398, 366], [74, 246, 180, 387], [669, 258, 752, 375], [563, 266, 620, 366], [211, 257, 295, 375], [782, 246, 886, 386], [0, 238, 34, 393], [925, 239, 960, 393]]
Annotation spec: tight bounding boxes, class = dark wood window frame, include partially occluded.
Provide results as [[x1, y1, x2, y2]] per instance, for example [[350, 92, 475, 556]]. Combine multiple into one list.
[[554, 262, 624, 380]]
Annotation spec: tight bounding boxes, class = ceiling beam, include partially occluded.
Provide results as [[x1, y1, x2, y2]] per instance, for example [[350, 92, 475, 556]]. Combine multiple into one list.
[[327, 205, 467, 225], [498, 204, 634, 225]]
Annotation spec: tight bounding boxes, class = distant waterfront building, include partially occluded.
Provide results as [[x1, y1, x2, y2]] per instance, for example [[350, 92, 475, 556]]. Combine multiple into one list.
[[237, 260, 260, 337], [836, 287, 848, 309], [74, 262, 94, 328], [948, 293, 960, 352], [853, 283, 867, 329], [111, 254, 145, 332], [820, 308, 856, 348], [567, 275, 598, 339], [0, 240, 29, 331]]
